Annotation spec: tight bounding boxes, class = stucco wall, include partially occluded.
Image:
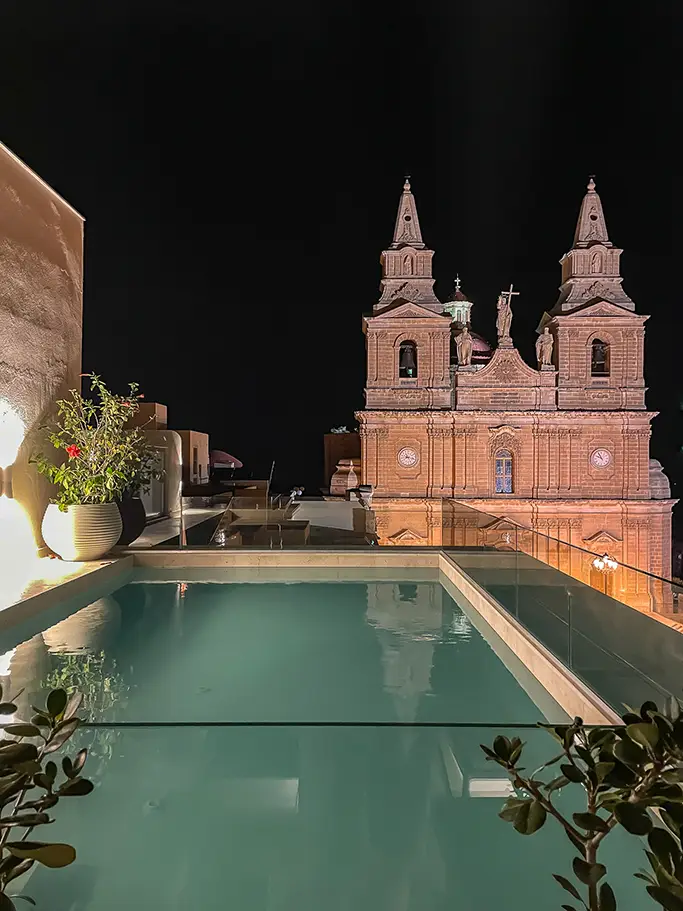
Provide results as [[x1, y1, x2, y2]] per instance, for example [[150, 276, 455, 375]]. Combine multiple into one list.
[[177, 430, 210, 485], [0, 142, 84, 547]]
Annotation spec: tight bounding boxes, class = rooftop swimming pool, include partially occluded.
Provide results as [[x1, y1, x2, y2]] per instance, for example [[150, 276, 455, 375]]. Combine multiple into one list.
[[0, 566, 649, 909]]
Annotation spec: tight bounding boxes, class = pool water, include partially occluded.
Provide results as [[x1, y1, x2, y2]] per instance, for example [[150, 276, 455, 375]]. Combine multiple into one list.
[[1, 579, 648, 910]]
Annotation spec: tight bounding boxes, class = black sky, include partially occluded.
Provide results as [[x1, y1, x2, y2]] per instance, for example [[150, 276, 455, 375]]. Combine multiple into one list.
[[3, 1, 681, 498]]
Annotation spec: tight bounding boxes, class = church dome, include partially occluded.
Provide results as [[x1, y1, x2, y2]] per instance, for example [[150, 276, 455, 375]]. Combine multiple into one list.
[[470, 331, 493, 363]]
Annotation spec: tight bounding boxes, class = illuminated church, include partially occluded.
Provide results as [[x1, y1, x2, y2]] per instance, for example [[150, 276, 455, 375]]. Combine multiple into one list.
[[356, 177, 675, 611]]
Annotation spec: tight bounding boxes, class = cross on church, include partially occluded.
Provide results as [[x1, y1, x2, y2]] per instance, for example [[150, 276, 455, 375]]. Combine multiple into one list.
[[501, 283, 519, 306]]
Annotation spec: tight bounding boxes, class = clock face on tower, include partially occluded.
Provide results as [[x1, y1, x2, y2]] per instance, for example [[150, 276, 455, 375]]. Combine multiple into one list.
[[397, 447, 419, 468], [590, 448, 612, 469]]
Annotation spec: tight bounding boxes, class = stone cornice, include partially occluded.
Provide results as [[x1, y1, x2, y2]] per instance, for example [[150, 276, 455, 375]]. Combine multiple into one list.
[[358, 410, 658, 422]]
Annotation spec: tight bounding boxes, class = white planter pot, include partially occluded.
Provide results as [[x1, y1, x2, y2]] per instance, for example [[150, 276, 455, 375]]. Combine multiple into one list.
[[42, 503, 123, 562]]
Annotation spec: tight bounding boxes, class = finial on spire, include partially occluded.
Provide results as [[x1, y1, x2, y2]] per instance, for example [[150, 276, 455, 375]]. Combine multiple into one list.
[[587, 175, 596, 191], [403, 175, 411, 191], [454, 274, 461, 293]]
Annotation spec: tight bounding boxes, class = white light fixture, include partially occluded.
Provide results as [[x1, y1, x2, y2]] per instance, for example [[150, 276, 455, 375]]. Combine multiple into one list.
[[592, 552, 618, 573]]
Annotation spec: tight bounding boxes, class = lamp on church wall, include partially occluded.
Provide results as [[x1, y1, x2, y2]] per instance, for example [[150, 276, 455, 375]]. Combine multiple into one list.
[[592, 552, 618, 596]]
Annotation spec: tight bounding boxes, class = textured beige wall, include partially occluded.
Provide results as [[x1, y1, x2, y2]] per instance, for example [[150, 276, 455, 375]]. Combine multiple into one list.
[[0, 142, 84, 548], [177, 430, 209, 484]]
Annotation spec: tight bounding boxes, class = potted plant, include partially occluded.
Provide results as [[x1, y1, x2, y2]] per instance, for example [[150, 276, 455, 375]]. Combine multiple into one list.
[[116, 434, 161, 546], [32, 374, 155, 560]]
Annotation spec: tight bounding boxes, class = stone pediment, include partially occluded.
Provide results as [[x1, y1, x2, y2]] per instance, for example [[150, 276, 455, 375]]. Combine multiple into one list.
[[387, 527, 426, 545], [466, 346, 541, 386], [562, 299, 641, 319], [481, 516, 521, 532], [583, 529, 622, 546], [373, 299, 450, 321]]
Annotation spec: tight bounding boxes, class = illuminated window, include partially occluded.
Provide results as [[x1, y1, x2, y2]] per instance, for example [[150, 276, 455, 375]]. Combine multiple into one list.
[[495, 450, 513, 494], [399, 341, 418, 379], [591, 339, 610, 376]]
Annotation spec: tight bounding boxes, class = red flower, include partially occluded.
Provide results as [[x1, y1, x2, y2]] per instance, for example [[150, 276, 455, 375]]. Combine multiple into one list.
[[66, 444, 82, 459]]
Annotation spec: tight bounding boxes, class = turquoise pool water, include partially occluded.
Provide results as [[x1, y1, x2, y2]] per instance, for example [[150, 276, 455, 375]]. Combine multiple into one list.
[[0, 578, 647, 909]]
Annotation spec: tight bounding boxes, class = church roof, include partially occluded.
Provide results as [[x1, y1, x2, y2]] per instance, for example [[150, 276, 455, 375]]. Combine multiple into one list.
[[445, 275, 470, 303]]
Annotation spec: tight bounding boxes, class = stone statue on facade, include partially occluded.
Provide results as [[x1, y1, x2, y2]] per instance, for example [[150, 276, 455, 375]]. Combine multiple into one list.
[[495, 285, 519, 346], [455, 326, 473, 367], [496, 294, 513, 340], [536, 326, 554, 367]]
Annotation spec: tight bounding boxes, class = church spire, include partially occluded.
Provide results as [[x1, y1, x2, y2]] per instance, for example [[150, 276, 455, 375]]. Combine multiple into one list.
[[552, 176, 634, 313], [573, 175, 611, 247], [390, 176, 425, 249], [375, 177, 440, 312]]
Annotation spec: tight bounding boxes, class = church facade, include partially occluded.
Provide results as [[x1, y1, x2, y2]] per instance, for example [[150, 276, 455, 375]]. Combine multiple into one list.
[[356, 178, 675, 612]]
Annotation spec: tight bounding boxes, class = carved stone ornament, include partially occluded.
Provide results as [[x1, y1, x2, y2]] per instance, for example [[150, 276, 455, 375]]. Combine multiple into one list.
[[390, 282, 421, 302]]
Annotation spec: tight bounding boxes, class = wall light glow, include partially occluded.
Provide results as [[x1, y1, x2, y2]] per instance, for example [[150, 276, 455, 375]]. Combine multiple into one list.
[[0, 398, 25, 469]]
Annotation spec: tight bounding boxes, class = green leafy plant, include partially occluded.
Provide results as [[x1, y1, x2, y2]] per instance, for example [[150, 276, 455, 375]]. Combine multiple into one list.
[[0, 684, 93, 910], [482, 699, 683, 910], [31, 374, 161, 511]]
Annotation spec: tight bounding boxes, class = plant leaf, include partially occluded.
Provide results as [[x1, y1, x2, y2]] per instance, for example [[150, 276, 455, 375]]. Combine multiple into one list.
[[553, 874, 582, 900], [5, 842, 76, 869], [595, 761, 615, 782], [561, 763, 585, 783], [513, 799, 547, 835], [72, 749, 87, 775], [0, 813, 51, 828], [645, 886, 683, 910], [573, 812, 610, 833], [499, 798, 530, 823], [3, 725, 41, 739], [626, 722, 660, 750], [58, 778, 94, 797], [0, 703, 18, 715], [599, 881, 617, 911], [615, 801, 653, 835], [545, 775, 570, 793], [10, 898, 36, 907], [46, 689, 68, 720], [649, 828, 679, 873], [62, 691, 83, 721], [493, 736, 511, 762], [43, 719, 79, 754], [573, 857, 607, 885]]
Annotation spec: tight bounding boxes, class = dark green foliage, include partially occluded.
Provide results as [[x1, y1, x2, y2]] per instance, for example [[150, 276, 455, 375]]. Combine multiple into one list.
[[481, 700, 683, 910], [31, 374, 162, 510], [0, 685, 92, 908]]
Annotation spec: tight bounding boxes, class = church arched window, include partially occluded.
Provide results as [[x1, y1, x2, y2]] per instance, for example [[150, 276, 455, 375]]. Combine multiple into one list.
[[398, 341, 418, 378], [403, 254, 413, 275], [591, 338, 610, 376], [495, 450, 513, 494]]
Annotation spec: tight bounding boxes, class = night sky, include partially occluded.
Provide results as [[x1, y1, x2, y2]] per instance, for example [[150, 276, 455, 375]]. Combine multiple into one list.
[[3, 2, 680, 501]]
